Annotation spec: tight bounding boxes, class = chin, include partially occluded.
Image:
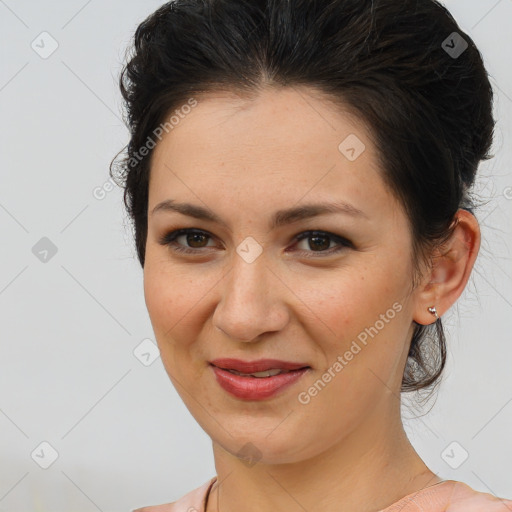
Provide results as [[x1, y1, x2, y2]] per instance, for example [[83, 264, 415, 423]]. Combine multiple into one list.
[[211, 425, 321, 466]]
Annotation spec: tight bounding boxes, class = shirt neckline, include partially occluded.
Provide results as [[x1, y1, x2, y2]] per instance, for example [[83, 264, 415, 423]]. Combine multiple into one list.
[[202, 477, 454, 512]]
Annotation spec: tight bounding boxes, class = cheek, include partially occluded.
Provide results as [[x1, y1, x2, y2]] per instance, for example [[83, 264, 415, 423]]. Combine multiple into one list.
[[291, 263, 404, 338], [143, 262, 211, 397], [290, 261, 410, 391], [288, 267, 408, 437], [143, 255, 209, 346]]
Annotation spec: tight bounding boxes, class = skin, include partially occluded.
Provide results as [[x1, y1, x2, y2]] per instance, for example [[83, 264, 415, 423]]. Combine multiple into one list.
[[143, 86, 480, 512]]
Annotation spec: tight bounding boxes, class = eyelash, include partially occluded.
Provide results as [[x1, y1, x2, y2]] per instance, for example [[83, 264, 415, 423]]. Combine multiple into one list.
[[158, 228, 353, 257]]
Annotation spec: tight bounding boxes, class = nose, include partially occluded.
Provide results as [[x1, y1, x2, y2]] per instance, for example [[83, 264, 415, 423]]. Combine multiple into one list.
[[212, 251, 290, 342]]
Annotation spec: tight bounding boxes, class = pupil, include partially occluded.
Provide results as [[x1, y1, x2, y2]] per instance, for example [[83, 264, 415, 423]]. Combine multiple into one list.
[[310, 235, 329, 251], [188, 233, 207, 248]]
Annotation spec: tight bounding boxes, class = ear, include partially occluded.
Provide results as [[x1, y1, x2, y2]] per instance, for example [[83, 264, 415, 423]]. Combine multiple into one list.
[[412, 209, 481, 326]]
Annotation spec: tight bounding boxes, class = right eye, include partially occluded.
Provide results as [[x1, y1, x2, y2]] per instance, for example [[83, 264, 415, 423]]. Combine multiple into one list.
[[158, 228, 217, 254]]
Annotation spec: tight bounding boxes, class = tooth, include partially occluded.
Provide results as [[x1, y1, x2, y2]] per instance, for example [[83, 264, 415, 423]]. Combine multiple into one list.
[[251, 369, 283, 377], [227, 368, 289, 377]]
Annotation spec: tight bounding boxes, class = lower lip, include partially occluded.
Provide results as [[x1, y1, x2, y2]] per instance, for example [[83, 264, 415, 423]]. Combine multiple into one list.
[[210, 365, 310, 400]]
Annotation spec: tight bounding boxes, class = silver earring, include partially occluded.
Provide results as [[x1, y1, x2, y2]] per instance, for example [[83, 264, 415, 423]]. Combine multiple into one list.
[[428, 306, 439, 319]]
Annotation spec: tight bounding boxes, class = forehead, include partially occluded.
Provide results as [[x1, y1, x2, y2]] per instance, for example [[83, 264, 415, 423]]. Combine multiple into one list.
[[148, 86, 398, 224], [152, 86, 372, 156]]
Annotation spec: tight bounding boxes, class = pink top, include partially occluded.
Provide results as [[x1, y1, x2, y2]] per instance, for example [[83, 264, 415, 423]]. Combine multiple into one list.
[[132, 477, 512, 511]]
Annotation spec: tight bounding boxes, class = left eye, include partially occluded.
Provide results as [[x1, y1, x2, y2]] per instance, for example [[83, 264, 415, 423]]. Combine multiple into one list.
[[293, 230, 353, 255], [158, 228, 353, 256]]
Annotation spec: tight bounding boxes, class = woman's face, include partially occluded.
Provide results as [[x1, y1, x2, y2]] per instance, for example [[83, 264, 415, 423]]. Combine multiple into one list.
[[144, 86, 423, 463]]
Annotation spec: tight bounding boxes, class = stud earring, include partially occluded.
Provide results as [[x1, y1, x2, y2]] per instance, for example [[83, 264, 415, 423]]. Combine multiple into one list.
[[428, 306, 439, 320]]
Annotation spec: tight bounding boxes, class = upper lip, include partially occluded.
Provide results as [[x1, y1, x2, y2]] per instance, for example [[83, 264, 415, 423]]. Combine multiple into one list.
[[210, 358, 310, 373]]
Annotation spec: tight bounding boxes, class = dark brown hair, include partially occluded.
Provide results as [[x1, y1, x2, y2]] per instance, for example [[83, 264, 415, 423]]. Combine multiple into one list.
[[111, 0, 495, 392]]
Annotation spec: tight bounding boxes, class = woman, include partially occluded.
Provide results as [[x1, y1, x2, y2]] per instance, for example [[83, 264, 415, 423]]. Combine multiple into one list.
[[111, 0, 512, 510]]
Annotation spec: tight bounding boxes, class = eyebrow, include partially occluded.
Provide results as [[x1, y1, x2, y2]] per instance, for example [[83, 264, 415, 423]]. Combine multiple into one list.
[[150, 199, 368, 229]]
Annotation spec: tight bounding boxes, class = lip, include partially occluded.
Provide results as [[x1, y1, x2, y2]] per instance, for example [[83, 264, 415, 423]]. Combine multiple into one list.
[[210, 358, 310, 373], [210, 365, 310, 400]]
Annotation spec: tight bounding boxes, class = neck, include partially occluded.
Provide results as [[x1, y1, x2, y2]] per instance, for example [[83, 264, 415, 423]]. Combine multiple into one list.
[[206, 398, 440, 512]]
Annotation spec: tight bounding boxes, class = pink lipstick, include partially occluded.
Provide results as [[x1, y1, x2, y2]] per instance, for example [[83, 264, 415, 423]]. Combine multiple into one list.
[[210, 358, 311, 400]]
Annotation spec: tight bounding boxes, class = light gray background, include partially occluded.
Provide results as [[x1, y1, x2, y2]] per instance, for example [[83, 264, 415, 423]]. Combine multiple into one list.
[[1, 1, 511, 511]]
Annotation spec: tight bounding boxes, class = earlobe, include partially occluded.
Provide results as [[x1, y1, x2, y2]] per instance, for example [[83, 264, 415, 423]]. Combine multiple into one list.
[[412, 209, 481, 326]]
